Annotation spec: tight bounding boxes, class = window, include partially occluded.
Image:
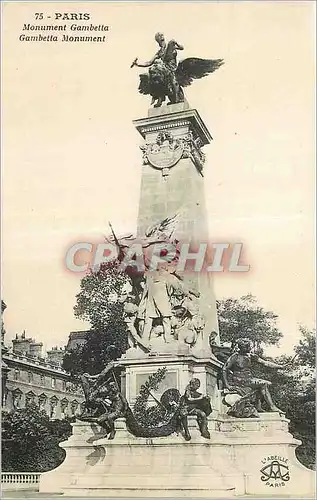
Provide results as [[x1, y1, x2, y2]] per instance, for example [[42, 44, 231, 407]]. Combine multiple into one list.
[[38, 394, 47, 411], [61, 399, 68, 417], [62, 380, 66, 391], [27, 372, 33, 383], [12, 389, 22, 409], [71, 400, 78, 415], [40, 374, 45, 386], [25, 392, 35, 406], [49, 397, 58, 418], [51, 377, 56, 388], [14, 369, 20, 381]]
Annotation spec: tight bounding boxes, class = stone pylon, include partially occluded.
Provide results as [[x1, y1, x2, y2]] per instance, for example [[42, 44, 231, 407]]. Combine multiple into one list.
[[134, 101, 219, 349], [118, 102, 222, 409]]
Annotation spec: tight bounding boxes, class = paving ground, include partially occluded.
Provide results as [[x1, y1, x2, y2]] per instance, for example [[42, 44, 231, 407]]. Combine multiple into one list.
[[1, 492, 62, 498], [2, 492, 315, 500]]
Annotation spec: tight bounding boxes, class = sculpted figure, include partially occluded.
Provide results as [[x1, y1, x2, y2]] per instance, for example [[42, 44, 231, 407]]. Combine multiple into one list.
[[137, 265, 175, 343], [137, 263, 201, 345], [121, 293, 150, 352], [108, 216, 204, 351], [131, 32, 224, 107], [222, 338, 288, 418], [84, 381, 128, 440], [131, 32, 184, 107], [78, 347, 128, 439], [179, 378, 212, 441], [107, 215, 179, 305], [170, 289, 205, 346], [79, 346, 119, 418]]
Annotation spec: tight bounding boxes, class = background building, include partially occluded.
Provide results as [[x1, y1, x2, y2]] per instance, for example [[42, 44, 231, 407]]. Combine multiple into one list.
[[1, 302, 84, 419]]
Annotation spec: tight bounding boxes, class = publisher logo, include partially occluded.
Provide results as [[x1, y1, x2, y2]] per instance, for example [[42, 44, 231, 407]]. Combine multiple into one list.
[[260, 456, 290, 488]]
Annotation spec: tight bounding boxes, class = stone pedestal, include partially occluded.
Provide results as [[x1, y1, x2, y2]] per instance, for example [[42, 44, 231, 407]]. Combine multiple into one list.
[[115, 104, 225, 423], [39, 413, 315, 497], [118, 351, 222, 413]]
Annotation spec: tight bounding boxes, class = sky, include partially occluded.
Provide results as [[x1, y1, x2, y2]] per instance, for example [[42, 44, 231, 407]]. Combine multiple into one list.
[[2, 1, 315, 355]]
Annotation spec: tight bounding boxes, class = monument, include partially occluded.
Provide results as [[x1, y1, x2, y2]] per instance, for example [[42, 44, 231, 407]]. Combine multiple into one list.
[[39, 33, 315, 497]]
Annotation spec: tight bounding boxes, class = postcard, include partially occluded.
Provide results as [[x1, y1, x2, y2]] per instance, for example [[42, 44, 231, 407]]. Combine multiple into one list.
[[1, 1, 315, 498]]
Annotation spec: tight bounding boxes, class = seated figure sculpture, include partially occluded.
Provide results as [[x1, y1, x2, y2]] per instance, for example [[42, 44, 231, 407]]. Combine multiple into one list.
[[79, 346, 119, 419], [85, 381, 129, 440], [179, 378, 212, 441], [79, 374, 128, 440], [222, 337, 288, 418]]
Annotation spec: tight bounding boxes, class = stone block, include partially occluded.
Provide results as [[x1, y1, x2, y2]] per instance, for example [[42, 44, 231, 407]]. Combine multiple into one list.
[[148, 101, 190, 118], [118, 354, 221, 405]]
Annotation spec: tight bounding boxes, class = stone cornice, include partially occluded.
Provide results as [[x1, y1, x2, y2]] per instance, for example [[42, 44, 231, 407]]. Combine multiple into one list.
[[3, 351, 68, 377], [117, 353, 222, 370], [6, 378, 82, 398], [133, 108, 213, 145]]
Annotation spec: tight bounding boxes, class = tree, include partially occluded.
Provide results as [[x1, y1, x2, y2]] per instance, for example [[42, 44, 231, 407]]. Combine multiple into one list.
[[217, 297, 315, 469], [217, 294, 283, 350], [269, 329, 315, 469], [73, 261, 128, 332], [2, 404, 72, 472], [294, 325, 316, 370], [63, 262, 129, 376]]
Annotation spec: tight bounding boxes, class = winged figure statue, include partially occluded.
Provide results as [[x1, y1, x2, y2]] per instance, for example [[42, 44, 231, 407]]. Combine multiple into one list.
[[106, 215, 180, 304], [131, 32, 224, 107]]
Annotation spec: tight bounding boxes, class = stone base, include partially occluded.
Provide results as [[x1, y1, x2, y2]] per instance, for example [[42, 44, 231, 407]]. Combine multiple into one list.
[[147, 100, 190, 118], [39, 413, 315, 497], [118, 353, 221, 409]]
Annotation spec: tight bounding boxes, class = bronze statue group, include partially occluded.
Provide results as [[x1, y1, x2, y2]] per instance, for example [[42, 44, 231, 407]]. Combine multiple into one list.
[[78, 338, 289, 441], [131, 32, 224, 108]]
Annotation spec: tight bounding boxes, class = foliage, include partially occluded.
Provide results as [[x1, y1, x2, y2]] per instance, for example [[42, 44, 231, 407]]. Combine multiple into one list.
[[1, 404, 72, 472], [73, 261, 128, 330], [217, 297, 315, 470], [294, 325, 316, 370], [217, 294, 283, 351], [133, 367, 168, 427], [275, 374, 315, 468], [62, 329, 125, 377], [270, 324, 316, 467], [62, 262, 129, 376]]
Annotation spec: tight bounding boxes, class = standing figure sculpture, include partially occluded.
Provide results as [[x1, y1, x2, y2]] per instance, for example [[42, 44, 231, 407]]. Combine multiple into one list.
[[222, 338, 288, 418], [137, 265, 175, 343], [131, 32, 224, 107], [108, 215, 204, 350], [120, 292, 150, 352], [137, 263, 201, 346]]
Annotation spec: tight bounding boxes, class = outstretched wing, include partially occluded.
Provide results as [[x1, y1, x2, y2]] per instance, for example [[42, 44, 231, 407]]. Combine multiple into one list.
[[145, 213, 180, 239], [176, 57, 224, 87], [138, 73, 150, 95]]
